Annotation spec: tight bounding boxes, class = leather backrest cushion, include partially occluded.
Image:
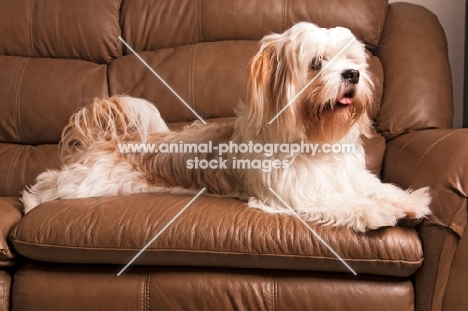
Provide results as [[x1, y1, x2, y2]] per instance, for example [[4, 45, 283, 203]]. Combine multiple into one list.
[[110, 42, 384, 123], [0, 0, 122, 64], [0, 144, 60, 197], [109, 41, 257, 122], [0, 0, 387, 143], [375, 3, 453, 138], [121, 0, 388, 52], [0, 56, 109, 144]]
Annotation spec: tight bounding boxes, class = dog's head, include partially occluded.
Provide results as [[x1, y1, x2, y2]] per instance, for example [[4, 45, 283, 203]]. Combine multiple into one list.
[[246, 22, 374, 143]]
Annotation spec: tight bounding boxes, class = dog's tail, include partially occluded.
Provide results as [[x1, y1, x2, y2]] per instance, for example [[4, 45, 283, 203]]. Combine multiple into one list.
[[60, 96, 169, 160]]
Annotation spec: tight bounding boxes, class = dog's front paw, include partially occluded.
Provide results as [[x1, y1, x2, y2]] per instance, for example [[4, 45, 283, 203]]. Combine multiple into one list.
[[401, 187, 432, 219], [353, 187, 431, 231], [396, 187, 432, 226], [363, 187, 432, 231]]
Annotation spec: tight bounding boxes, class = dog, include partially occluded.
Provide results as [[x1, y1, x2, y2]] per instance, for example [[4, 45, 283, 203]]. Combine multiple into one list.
[[22, 22, 431, 232]]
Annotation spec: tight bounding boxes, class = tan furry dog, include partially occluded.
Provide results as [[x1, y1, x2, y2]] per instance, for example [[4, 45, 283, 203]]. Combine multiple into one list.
[[23, 22, 431, 232]]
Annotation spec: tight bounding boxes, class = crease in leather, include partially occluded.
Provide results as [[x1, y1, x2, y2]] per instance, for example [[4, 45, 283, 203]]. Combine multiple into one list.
[[447, 200, 467, 238]]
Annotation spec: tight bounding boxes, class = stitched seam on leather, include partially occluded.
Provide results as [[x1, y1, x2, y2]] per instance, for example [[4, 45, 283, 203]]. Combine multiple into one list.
[[13, 58, 29, 142], [410, 130, 463, 184], [282, 0, 288, 32], [7, 239, 423, 260], [7, 240, 424, 264], [29, 0, 36, 57], [196, 0, 203, 43], [189, 44, 199, 119], [4, 145, 26, 197], [146, 271, 151, 311], [396, 131, 426, 158]]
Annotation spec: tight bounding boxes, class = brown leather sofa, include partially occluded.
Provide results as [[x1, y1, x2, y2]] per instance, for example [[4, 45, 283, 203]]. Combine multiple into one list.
[[1, 0, 467, 310]]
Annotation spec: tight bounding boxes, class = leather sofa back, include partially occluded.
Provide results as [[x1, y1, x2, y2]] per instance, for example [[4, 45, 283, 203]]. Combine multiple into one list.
[[120, 0, 388, 51], [0, 0, 388, 145], [0, 0, 453, 198]]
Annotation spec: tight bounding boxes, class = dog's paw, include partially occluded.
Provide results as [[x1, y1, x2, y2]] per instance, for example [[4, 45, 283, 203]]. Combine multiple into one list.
[[360, 187, 432, 231], [400, 187, 432, 219], [359, 204, 403, 232]]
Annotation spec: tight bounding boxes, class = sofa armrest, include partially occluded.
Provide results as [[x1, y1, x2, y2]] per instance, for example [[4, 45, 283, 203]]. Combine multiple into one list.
[[0, 198, 22, 267], [383, 129, 468, 311], [383, 129, 467, 235], [376, 2, 453, 140]]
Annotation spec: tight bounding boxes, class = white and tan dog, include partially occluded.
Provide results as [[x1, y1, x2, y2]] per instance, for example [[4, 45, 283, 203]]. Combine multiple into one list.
[[23, 22, 431, 232]]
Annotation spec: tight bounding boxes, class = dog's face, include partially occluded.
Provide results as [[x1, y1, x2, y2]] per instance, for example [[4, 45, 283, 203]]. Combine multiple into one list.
[[247, 22, 374, 143]]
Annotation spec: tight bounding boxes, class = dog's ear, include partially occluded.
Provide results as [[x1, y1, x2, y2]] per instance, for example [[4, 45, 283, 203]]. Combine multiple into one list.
[[247, 40, 278, 132]]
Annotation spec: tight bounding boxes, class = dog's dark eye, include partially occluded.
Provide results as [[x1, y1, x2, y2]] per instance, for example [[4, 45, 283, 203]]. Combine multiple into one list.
[[309, 57, 322, 71]]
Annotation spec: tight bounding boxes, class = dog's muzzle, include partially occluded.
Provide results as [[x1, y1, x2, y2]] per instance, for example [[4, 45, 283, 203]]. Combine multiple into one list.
[[342, 69, 360, 84]]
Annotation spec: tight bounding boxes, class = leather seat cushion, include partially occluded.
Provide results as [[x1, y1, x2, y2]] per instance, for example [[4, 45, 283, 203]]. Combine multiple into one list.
[[10, 193, 423, 277]]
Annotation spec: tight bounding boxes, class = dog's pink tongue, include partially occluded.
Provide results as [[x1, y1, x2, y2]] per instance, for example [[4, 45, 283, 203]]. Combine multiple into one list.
[[337, 97, 353, 105]]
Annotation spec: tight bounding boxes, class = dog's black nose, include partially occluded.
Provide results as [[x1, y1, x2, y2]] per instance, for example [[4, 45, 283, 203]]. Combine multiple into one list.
[[342, 69, 360, 84]]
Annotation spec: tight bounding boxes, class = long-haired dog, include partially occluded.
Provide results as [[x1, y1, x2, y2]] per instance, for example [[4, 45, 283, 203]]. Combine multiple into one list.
[[22, 22, 431, 232]]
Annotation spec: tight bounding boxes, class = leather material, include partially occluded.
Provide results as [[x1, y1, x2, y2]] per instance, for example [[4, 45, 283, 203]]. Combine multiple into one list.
[[363, 128, 386, 176], [367, 53, 384, 121], [0, 0, 122, 64], [121, 0, 388, 53], [0, 198, 22, 267], [0, 270, 11, 311], [12, 262, 415, 311], [109, 41, 257, 123], [0, 144, 60, 198], [0, 56, 109, 144], [415, 226, 457, 311], [10, 193, 423, 277], [382, 129, 468, 311], [443, 224, 468, 311], [383, 129, 468, 237], [376, 3, 453, 139]]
